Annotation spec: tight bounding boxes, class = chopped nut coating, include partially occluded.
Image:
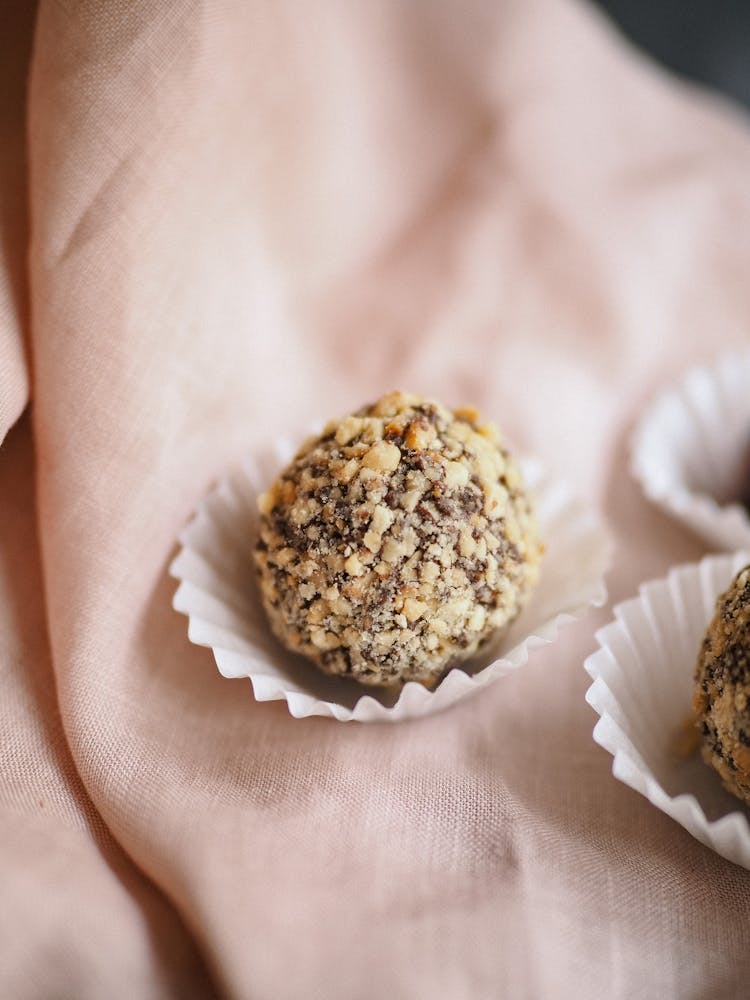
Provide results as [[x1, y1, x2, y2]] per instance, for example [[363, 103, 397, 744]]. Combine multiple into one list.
[[254, 392, 542, 687], [695, 565, 750, 805]]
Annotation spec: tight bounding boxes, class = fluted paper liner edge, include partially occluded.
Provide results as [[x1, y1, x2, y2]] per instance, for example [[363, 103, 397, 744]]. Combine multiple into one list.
[[585, 551, 750, 869], [631, 349, 750, 551], [171, 437, 611, 722]]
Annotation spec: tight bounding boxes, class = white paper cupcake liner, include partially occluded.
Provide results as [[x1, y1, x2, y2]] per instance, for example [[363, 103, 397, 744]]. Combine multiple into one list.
[[631, 349, 750, 550], [170, 438, 611, 722], [585, 550, 750, 869]]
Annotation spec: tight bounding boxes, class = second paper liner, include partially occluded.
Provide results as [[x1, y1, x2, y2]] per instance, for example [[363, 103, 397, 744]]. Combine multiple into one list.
[[586, 550, 750, 870]]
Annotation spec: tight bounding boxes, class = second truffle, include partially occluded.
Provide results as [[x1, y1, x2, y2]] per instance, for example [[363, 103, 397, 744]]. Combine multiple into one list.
[[694, 564, 750, 806]]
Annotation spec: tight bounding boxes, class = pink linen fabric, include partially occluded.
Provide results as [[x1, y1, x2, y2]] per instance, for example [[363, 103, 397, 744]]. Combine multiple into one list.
[[2, 0, 750, 996]]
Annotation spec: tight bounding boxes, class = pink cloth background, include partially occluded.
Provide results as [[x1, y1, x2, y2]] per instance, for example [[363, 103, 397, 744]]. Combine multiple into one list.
[[2, 0, 750, 996]]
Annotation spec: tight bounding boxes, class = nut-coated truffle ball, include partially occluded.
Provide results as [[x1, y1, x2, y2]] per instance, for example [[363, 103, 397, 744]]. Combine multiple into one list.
[[254, 391, 542, 687], [695, 564, 750, 805]]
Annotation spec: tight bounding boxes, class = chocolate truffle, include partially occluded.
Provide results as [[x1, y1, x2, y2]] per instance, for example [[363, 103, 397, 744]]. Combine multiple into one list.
[[694, 564, 750, 805], [254, 392, 542, 687]]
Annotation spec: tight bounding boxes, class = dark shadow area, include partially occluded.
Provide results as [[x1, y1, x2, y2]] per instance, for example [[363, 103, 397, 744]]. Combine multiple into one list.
[[595, 0, 750, 108]]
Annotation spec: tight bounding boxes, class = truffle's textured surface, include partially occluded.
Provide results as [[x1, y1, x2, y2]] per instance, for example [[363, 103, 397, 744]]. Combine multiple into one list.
[[254, 392, 542, 687], [695, 564, 750, 805]]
